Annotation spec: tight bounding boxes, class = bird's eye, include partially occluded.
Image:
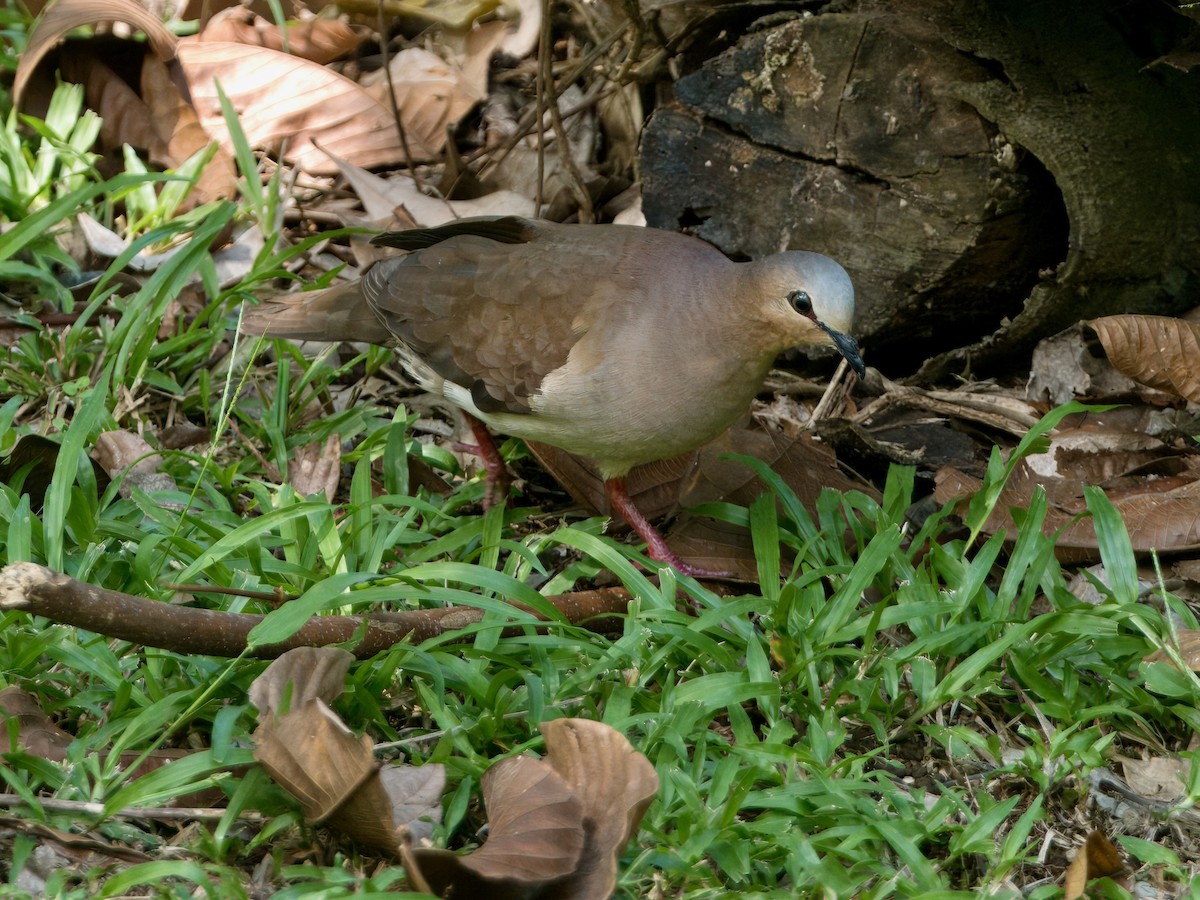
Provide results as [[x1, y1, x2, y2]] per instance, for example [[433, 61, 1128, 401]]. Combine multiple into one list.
[[788, 290, 812, 314]]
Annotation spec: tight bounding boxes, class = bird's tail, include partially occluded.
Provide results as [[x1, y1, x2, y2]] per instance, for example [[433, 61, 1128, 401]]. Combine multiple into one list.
[[239, 281, 393, 344]]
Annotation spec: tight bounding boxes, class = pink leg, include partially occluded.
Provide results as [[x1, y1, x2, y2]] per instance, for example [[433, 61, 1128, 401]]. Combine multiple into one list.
[[462, 413, 511, 510], [604, 477, 735, 579]]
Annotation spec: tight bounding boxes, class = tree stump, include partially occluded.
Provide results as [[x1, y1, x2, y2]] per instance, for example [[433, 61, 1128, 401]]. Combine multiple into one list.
[[640, 0, 1200, 379]]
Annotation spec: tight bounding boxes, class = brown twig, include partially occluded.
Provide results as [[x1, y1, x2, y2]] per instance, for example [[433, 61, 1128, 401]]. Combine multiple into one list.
[[376, 5, 429, 193], [0, 563, 632, 659]]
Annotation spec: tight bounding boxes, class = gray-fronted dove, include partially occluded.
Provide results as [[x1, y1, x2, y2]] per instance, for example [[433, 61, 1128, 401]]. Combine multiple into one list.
[[242, 216, 863, 577]]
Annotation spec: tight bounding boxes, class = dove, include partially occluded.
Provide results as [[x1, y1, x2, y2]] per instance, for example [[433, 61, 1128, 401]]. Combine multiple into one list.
[[243, 216, 863, 577]]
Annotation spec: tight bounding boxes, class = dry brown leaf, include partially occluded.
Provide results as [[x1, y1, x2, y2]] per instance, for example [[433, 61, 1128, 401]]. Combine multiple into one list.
[[323, 150, 535, 229], [935, 425, 1200, 562], [379, 765, 447, 843], [250, 649, 444, 855], [1090, 314, 1200, 403], [159, 422, 211, 450], [91, 431, 163, 478], [1063, 830, 1126, 899], [0, 686, 215, 805], [16, 0, 234, 207], [139, 54, 237, 206], [358, 46, 490, 160], [198, 8, 366, 64], [537, 718, 660, 899], [176, 38, 467, 172], [0, 686, 74, 760], [254, 700, 379, 821], [76, 212, 186, 271], [13, 0, 177, 109], [290, 434, 342, 502]]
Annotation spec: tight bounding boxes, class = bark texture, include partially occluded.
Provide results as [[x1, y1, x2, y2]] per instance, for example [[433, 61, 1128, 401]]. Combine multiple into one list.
[[640, 0, 1200, 378]]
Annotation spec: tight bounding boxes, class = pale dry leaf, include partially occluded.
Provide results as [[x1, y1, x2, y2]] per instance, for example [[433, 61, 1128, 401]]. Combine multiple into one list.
[[175, 40, 415, 173], [539, 718, 660, 900], [1119, 755, 1188, 802], [1147, 628, 1200, 671], [140, 54, 237, 206], [212, 224, 265, 288], [13, 0, 177, 108], [935, 451, 1200, 563], [498, 0, 541, 58], [0, 686, 75, 761], [1090, 314, 1200, 403], [359, 47, 485, 158], [248, 646, 355, 716], [381, 764, 446, 842], [290, 433, 341, 502], [1027, 324, 1138, 405], [437, 20, 508, 100], [76, 212, 185, 271], [411, 755, 584, 895], [325, 148, 535, 226], [91, 431, 163, 478]]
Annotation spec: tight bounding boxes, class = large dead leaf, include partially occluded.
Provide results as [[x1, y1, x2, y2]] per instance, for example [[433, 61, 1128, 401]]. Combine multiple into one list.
[[1090, 314, 1200, 403], [248, 646, 354, 716], [1118, 755, 1187, 802], [174, 40, 412, 172], [175, 33, 490, 172], [412, 719, 658, 899], [325, 149, 535, 228], [290, 434, 341, 503], [536, 718, 659, 899]]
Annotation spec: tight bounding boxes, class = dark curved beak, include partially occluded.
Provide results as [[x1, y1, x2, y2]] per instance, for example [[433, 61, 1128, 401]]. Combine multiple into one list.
[[819, 323, 866, 378]]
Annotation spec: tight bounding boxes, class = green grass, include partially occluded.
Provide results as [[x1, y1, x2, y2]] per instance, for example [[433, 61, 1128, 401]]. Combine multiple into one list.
[[1, 74, 1199, 900]]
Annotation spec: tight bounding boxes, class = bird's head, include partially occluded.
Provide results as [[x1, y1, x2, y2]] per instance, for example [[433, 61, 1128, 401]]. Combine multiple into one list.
[[750, 251, 865, 377]]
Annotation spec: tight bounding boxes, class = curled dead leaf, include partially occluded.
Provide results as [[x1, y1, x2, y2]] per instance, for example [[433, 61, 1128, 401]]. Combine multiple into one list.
[[198, 8, 367, 64], [1090, 314, 1200, 403], [251, 649, 444, 855], [411, 718, 657, 899], [14, 0, 177, 109]]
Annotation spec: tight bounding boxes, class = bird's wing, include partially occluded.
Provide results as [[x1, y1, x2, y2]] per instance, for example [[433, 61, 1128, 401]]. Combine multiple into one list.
[[362, 218, 704, 415]]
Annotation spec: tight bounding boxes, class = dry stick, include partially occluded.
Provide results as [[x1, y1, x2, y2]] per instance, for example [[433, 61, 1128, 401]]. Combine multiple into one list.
[[616, 0, 647, 86], [0, 563, 632, 659], [534, 0, 550, 214], [0, 793, 255, 823], [377, 6, 428, 197], [535, 0, 594, 221]]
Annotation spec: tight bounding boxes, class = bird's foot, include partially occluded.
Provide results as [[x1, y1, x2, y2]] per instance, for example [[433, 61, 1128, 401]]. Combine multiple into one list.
[[604, 476, 737, 580], [461, 414, 512, 510]]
